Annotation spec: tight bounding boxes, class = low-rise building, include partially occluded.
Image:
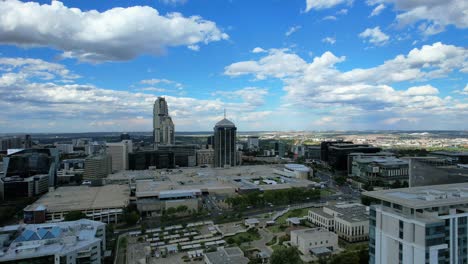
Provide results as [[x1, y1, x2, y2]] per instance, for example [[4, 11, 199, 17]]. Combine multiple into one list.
[[350, 155, 409, 186], [0, 219, 106, 264], [135, 179, 201, 217], [244, 218, 260, 228], [274, 164, 311, 179], [27, 185, 129, 224], [308, 203, 369, 242], [0, 174, 49, 200], [204, 247, 249, 264], [290, 228, 338, 255]]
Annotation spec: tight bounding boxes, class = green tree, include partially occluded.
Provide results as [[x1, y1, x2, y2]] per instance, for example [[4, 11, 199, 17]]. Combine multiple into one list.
[[176, 205, 188, 213], [122, 204, 140, 226], [390, 180, 402, 189], [123, 211, 139, 226], [270, 247, 302, 264], [64, 211, 86, 221], [335, 176, 347, 186]]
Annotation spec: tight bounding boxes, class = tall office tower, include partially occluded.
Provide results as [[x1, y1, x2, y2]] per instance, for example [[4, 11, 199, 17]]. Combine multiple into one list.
[[83, 153, 112, 179], [364, 183, 468, 264], [106, 140, 133, 172], [247, 136, 259, 150], [153, 97, 175, 148], [213, 117, 237, 167]]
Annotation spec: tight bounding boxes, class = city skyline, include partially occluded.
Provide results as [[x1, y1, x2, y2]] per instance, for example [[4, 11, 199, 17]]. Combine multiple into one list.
[[0, 0, 466, 133]]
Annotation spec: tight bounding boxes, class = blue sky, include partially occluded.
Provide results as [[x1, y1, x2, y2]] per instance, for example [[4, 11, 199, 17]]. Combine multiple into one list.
[[0, 0, 466, 132]]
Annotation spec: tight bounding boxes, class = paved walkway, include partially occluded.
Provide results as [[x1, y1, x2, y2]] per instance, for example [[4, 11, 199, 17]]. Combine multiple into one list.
[[251, 228, 274, 255]]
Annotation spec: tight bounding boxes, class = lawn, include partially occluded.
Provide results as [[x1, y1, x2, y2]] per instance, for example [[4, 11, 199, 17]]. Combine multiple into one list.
[[267, 208, 310, 234], [271, 244, 287, 252], [276, 208, 309, 225], [320, 188, 335, 196], [226, 229, 261, 245]]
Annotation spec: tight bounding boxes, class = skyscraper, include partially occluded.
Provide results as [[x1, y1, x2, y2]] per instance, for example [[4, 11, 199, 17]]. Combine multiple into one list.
[[106, 140, 133, 172], [153, 97, 175, 148], [213, 116, 237, 168]]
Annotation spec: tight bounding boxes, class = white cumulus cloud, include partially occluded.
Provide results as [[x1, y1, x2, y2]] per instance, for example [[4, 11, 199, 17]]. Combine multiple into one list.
[[322, 37, 336, 45], [368, 0, 468, 35], [359, 27, 390, 45], [305, 0, 353, 12], [0, 0, 228, 63]]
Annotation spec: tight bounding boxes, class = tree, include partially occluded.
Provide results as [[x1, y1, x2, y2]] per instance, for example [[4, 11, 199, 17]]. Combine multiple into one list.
[[390, 180, 402, 189], [123, 211, 139, 226], [64, 211, 86, 221], [176, 205, 188, 213], [270, 247, 302, 264], [122, 204, 140, 226], [334, 176, 347, 186]]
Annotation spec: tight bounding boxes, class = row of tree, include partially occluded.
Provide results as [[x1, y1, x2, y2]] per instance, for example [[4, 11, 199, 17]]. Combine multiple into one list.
[[226, 188, 320, 210]]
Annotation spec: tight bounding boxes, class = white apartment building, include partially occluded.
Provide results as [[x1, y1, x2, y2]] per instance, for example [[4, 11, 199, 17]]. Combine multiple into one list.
[[365, 183, 468, 264], [308, 203, 369, 242], [0, 219, 106, 264], [106, 140, 133, 171], [290, 228, 338, 255]]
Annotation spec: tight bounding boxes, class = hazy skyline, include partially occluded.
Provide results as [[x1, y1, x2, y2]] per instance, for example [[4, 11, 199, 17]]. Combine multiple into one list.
[[0, 0, 466, 133]]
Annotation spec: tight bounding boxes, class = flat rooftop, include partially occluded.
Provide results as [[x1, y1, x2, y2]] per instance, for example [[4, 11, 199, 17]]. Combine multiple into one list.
[[31, 185, 130, 212], [364, 182, 468, 209], [0, 219, 104, 262], [291, 228, 333, 239], [130, 165, 316, 197]]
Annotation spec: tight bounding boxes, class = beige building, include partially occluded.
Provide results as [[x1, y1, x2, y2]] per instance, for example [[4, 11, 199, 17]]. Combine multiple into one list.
[[83, 154, 112, 179], [106, 140, 133, 172], [308, 203, 369, 242], [29, 185, 130, 224], [196, 148, 214, 166], [290, 228, 338, 255]]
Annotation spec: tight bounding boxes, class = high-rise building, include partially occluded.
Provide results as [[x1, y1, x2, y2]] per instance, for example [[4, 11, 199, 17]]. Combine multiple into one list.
[[213, 117, 238, 168], [106, 140, 133, 172], [274, 141, 286, 158], [320, 141, 381, 172], [84, 154, 112, 179], [247, 136, 259, 150], [365, 183, 468, 264], [153, 97, 175, 148], [0, 134, 32, 151], [128, 150, 175, 170], [1, 148, 59, 191]]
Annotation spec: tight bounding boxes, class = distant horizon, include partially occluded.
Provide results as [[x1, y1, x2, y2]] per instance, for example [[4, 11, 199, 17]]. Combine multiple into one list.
[[1, 130, 467, 136]]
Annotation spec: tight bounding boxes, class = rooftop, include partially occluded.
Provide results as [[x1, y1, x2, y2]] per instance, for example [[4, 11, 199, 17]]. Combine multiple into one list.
[[30, 185, 129, 212], [204, 247, 248, 264], [285, 163, 311, 172], [130, 165, 316, 197], [364, 182, 468, 209], [291, 228, 334, 239], [0, 219, 104, 262], [214, 118, 236, 128], [431, 151, 468, 157], [325, 203, 369, 223]]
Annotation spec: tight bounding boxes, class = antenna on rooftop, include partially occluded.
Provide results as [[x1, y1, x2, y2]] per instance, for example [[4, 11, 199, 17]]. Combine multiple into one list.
[[224, 108, 226, 119]]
